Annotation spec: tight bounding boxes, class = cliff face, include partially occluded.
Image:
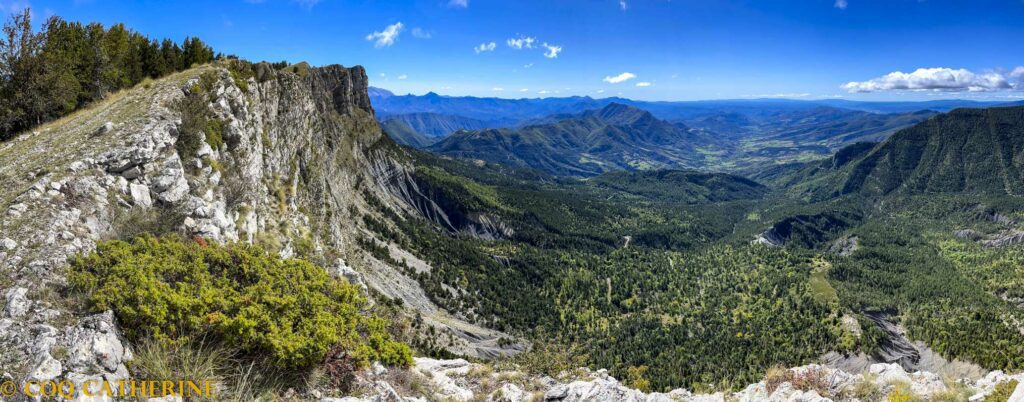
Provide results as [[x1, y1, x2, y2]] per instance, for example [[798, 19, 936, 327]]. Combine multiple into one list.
[[0, 63, 518, 393]]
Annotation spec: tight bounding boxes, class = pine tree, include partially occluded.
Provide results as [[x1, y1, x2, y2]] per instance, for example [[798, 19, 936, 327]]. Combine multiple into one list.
[[0, 8, 219, 140]]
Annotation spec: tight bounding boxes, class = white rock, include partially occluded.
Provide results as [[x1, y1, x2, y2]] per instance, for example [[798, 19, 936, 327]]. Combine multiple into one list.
[[869, 363, 911, 386], [544, 376, 647, 402], [65, 311, 132, 378], [908, 370, 947, 396], [688, 393, 725, 402], [30, 354, 63, 380], [372, 361, 388, 376], [414, 358, 474, 400], [121, 166, 143, 179], [4, 287, 31, 318], [334, 259, 367, 290], [196, 142, 213, 157], [152, 175, 189, 203], [0, 237, 16, 251], [129, 183, 153, 207], [95, 121, 114, 136], [68, 160, 88, 172], [7, 202, 28, 217], [489, 383, 525, 402]]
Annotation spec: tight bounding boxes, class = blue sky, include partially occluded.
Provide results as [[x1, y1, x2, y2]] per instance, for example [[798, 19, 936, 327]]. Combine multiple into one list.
[[5, 0, 1024, 101]]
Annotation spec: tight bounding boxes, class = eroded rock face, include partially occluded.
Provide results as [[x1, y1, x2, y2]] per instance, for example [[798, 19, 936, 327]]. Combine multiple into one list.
[[0, 61, 524, 390], [0, 63, 384, 386]]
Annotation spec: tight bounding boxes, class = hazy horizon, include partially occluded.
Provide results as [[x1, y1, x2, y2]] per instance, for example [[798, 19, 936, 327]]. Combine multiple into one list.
[[368, 85, 1023, 104]]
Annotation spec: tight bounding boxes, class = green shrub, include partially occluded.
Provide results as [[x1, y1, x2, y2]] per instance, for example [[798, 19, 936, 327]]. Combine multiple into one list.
[[986, 380, 1020, 402], [69, 235, 412, 369], [174, 72, 225, 159], [204, 118, 224, 150], [224, 58, 255, 93]]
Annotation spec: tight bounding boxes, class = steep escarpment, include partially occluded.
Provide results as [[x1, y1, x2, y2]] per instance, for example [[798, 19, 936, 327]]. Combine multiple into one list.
[[0, 61, 517, 394]]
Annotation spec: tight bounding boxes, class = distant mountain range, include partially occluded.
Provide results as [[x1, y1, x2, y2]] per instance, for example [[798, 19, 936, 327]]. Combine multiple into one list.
[[415, 102, 940, 176], [370, 86, 1022, 120], [371, 88, 1024, 175], [427, 103, 725, 176]]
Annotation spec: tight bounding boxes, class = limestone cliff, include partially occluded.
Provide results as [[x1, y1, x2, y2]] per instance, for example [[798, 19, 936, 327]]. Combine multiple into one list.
[[0, 62, 518, 395]]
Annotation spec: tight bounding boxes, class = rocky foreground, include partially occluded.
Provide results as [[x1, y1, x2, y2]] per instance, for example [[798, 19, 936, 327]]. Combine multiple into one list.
[[326, 358, 1024, 402]]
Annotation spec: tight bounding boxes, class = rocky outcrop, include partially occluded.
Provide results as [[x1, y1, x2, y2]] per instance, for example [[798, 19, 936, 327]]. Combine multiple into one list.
[[0, 62, 518, 389], [981, 229, 1024, 247], [327, 358, 1024, 402], [862, 311, 921, 371], [953, 227, 1024, 247], [752, 211, 861, 248], [829, 235, 859, 256], [954, 229, 982, 240]]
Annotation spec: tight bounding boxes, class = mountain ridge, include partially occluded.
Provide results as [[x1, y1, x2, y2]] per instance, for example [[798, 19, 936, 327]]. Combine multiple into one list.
[[775, 106, 1024, 200], [428, 103, 725, 176]]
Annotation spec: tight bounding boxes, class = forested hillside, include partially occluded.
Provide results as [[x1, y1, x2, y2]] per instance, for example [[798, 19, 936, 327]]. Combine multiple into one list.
[[382, 112, 496, 138], [770, 106, 1024, 201], [376, 107, 1024, 391], [428, 103, 727, 176], [0, 8, 220, 139], [836, 106, 1024, 197]]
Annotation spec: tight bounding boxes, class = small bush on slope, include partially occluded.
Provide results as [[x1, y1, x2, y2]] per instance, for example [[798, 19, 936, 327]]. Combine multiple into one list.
[[69, 234, 412, 369]]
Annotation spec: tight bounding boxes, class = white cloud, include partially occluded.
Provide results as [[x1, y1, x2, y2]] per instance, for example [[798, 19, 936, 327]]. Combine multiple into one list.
[[596, 89, 606, 94], [635, 82, 652, 87], [474, 42, 496, 54], [842, 67, 1023, 93], [366, 22, 404, 48], [520, 88, 529, 92], [603, 72, 637, 84], [448, 0, 468, 8], [542, 43, 562, 59], [492, 87, 505, 91], [523, 63, 534, 69], [619, 0, 627, 10], [507, 35, 536, 49], [538, 90, 550, 94], [398, 74, 408, 80], [834, 0, 847, 9], [411, 28, 432, 39]]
